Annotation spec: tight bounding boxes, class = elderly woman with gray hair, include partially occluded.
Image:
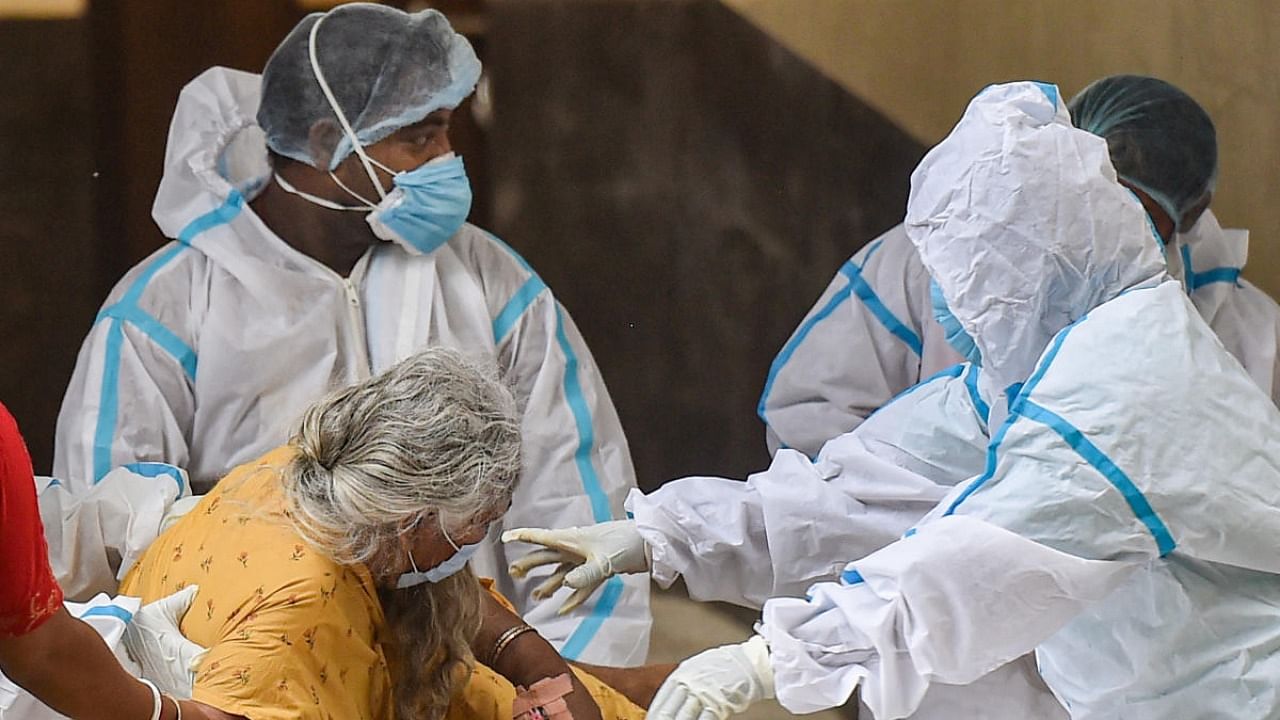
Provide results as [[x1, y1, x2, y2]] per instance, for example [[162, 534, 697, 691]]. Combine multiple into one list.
[[118, 348, 657, 720]]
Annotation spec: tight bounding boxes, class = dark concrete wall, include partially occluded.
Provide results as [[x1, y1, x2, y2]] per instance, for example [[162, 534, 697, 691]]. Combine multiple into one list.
[[2, 1, 924, 485], [487, 0, 926, 489], [0, 20, 97, 471]]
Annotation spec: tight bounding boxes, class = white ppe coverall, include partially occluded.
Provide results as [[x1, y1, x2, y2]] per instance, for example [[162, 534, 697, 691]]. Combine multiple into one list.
[[630, 351, 1063, 720], [52, 67, 649, 665], [755, 83, 1280, 719], [37, 468, 190, 601], [0, 596, 140, 720], [760, 207, 1280, 459]]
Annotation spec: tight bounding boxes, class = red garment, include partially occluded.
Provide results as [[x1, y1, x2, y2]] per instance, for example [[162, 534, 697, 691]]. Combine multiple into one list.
[[0, 401, 62, 638]]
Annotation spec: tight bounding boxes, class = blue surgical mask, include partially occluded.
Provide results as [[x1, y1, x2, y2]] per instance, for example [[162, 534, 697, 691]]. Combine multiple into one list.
[[930, 280, 983, 366], [273, 153, 473, 256], [397, 529, 482, 589], [365, 153, 473, 255]]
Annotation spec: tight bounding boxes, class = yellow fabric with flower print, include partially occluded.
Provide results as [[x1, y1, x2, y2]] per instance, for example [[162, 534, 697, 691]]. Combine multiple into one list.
[[121, 446, 643, 720]]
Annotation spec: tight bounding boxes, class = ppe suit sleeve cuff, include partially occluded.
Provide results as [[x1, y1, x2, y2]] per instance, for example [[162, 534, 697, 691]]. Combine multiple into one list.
[[623, 488, 680, 589], [758, 594, 872, 715]]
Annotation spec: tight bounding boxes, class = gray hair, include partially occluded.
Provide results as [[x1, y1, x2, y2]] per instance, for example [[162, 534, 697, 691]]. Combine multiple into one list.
[[283, 347, 521, 569]]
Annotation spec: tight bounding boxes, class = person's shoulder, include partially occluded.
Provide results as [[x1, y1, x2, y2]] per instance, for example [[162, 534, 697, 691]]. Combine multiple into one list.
[[102, 240, 211, 311], [1067, 283, 1182, 340], [449, 223, 542, 282], [447, 224, 557, 325], [1045, 284, 1212, 389], [848, 223, 927, 277], [1232, 278, 1280, 317]]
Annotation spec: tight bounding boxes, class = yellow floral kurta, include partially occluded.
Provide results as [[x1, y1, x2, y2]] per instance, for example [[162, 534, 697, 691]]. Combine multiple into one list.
[[121, 446, 643, 720]]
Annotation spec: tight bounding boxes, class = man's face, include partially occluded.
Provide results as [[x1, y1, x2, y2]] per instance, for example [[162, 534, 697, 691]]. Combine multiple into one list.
[[1121, 181, 1175, 244], [331, 108, 455, 201], [1179, 194, 1212, 234]]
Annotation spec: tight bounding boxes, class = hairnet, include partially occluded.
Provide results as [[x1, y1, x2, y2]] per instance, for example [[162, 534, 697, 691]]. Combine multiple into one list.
[[258, 3, 481, 170], [1068, 75, 1217, 228]]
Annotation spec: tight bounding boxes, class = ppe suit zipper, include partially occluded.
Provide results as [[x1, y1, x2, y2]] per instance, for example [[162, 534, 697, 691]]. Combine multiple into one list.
[[313, 250, 373, 381], [343, 276, 372, 380]]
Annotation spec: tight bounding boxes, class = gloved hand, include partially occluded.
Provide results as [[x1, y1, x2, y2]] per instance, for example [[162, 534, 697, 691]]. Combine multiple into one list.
[[648, 636, 775, 720], [123, 585, 208, 698], [502, 520, 650, 614]]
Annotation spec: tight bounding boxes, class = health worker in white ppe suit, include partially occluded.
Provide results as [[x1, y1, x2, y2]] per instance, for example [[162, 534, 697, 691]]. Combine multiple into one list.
[[507, 81, 1280, 720], [759, 74, 1280, 457], [52, 3, 649, 666], [505, 76, 1256, 718]]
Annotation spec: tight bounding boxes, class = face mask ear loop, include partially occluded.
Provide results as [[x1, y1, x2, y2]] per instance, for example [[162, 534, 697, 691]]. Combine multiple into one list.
[[308, 14, 388, 202], [274, 172, 368, 211], [365, 156, 400, 177], [328, 171, 378, 209], [437, 515, 463, 552]]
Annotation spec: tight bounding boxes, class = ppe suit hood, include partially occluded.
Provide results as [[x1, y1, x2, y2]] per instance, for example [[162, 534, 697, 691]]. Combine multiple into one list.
[[1173, 209, 1249, 324], [149, 67, 338, 286], [904, 82, 1168, 394], [153, 67, 270, 242]]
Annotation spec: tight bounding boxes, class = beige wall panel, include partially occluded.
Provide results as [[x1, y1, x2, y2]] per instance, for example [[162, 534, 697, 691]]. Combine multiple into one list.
[[724, 0, 1280, 294], [0, 0, 84, 18]]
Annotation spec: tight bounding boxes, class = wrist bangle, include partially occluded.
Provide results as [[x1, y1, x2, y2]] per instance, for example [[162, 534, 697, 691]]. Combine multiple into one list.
[[486, 623, 537, 667], [166, 694, 183, 720], [139, 678, 161, 720]]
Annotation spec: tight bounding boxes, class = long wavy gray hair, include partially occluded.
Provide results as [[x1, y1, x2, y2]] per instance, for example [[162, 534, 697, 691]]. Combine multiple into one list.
[[282, 348, 521, 720]]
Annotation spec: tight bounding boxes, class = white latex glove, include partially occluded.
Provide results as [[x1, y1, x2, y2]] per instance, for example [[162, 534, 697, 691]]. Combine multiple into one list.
[[649, 636, 775, 720], [123, 586, 208, 698], [502, 519, 650, 614]]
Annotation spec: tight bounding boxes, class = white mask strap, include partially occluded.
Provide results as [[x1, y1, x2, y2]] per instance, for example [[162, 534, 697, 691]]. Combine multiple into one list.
[[274, 172, 368, 211], [365, 156, 399, 177], [308, 13, 388, 201], [438, 517, 463, 552], [363, 152, 458, 182], [327, 171, 378, 209]]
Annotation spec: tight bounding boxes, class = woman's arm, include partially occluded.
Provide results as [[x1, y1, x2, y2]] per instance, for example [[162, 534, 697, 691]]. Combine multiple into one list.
[[569, 662, 675, 708], [0, 608, 241, 720], [474, 592, 604, 720]]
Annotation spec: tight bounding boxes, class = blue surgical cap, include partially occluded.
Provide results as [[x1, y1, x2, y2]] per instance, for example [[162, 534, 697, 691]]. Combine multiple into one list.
[[1068, 75, 1217, 229], [258, 3, 481, 171]]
